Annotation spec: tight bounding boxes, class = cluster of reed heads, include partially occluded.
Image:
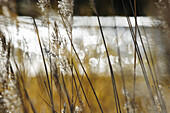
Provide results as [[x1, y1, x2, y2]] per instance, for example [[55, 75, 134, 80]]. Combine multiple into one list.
[[0, 0, 170, 113]]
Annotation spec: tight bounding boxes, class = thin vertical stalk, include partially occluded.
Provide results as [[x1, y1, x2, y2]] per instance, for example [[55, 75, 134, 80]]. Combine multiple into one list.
[[24, 89, 37, 113], [60, 82, 61, 113], [61, 73, 73, 113], [141, 19, 167, 113], [12, 58, 37, 113], [128, 1, 166, 112], [120, 1, 159, 112], [133, 0, 137, 112], [110, 0, 129, 113], [47, 8, 55, 113], [73, 62, 92, 113], [89, 0, 122, 112], [39, 95, 57, 113], [60, 15, 104, 113], [33, 18, 54, 112]]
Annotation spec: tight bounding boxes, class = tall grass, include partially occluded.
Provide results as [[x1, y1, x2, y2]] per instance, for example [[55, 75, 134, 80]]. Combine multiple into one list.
[[0, 0, 169, 113]]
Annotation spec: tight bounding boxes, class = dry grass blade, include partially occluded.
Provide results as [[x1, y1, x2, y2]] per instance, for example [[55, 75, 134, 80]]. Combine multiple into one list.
[[53, 65, 63, 113], [128, 0, 160, 100], [61, 73, 73, 113], [128, 0, 167, 112], [89, 0, 122, 112], [133, 0, 137, 112], [60, 15, 103, 113], [39, 95, 58, 113], [32, 18, 55, 112], [142, 25, 167, 113], [67, 59, 83, 111], [12, 58, 37, 113], [97, 15, 122, 113], [44, 81, 51, 100], [120, 0, 158, 111], [73, 62, 92, 113], [49, 56, 53, 105], [127, 16, 157, 110], [24, 89, 37, 113], [110, 0, 129, 112]]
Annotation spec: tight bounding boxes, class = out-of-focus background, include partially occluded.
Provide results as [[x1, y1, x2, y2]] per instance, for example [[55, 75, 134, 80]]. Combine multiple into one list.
[[0, 0, 159, 16]]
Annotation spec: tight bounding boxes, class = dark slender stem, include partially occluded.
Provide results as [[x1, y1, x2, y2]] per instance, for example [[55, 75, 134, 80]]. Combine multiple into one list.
[[110, 0, 129, 113], [24, 89, 37, 113], [73, 62, 92, 113], [61, 73, 72, 113], [133, 0, 137, 112], [60, 15, 104, 113], [33, 18, 54, 112]]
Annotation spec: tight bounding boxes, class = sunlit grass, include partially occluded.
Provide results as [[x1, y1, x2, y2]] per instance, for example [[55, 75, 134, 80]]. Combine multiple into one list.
[[0, 0, 170, 113]]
